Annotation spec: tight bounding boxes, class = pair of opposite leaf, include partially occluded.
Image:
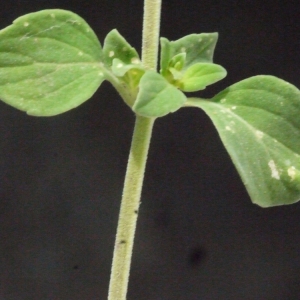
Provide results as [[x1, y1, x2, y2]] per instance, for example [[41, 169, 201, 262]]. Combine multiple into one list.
[[1, 9, 300, 208]]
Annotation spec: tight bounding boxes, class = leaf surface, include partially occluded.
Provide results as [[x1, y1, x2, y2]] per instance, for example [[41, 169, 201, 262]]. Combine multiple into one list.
[[111, 58, 144, 77], [103, 29, 140, 67], [187, 76, 300, 207], [132, 70, 186, 117], [160, 33, 218, 76], [179, 63, 227, 92], [0, 9, 104, 116]]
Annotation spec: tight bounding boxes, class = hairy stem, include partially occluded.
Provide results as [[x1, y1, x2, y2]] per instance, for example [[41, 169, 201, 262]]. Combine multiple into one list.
[[142, 0, 162, 70], [107, 1, 162, 299], [107, 116, 155, 300]]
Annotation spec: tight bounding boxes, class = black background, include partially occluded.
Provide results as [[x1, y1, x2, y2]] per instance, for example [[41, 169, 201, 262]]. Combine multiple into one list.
[[1, 1, 300, 299]]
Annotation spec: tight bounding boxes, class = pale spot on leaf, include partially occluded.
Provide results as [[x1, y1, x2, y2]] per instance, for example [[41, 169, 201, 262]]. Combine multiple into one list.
[[268, 160, 280, 180], [220, 98, 226, 103], [23, 22, 29, 27], [288, 166, 296, 181], [255, 130, 264, 139], [225, 126, 234, 133], [109, 51, 115, 57], [131, 57, 140, 64]]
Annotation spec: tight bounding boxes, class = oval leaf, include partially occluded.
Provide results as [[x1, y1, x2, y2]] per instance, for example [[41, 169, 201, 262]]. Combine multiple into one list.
[[0, 9, 104, 116], [179, 63, 227, 92], [132, 71, 186, 117], [187, 76, 300, 207]]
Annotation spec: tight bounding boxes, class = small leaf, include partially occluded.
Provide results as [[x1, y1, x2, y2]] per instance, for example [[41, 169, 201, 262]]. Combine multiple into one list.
[[179, 63, 227, 92], [187, 76, 300, 207], [0, 9, 104, 116], [111, 58, 144, 78], [160, 33, 218, 76], [168, 53, 186, 71], [164, 53, 186, 82], [111, 58, 144, 106], [132, 70, 186, 117], [103, 29, 141, 67]]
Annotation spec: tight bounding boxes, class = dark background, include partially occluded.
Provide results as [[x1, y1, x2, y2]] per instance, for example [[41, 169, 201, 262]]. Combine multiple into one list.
[[1, 1, 300, 299]]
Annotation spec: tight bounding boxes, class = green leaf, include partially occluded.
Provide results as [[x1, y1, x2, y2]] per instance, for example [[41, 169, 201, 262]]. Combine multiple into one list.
[[165, 53, 186, 81], [103, 29, 141, 67], [111, 58, 145, 107], [103, 32, 144, 108], [132, 70, 187, 117], [0, 9, 104, 116], [160, 33, 218, 76], [168, 53, 186, 72], [111, 58, 144, 78], [179, 63, 227, 92], [187, 76, 300, 207]]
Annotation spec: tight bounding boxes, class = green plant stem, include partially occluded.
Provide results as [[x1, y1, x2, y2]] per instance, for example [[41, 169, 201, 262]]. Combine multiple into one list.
[[142, 0, 162, 70], [107, 1, 162, 300], [107, 116, 155, 300]]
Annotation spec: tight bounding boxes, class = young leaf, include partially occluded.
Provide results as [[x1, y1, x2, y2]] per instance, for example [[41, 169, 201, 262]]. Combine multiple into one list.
[[168, 53, 186, 72], [132, 70, 186, 117], [178, 63, 227, 92], [160, 33, 218, 76], [103, 29, 141, 67], [0, 9, 104, 116], [111, 58, 144, 78], [164, 53, 186, 82], [111, 58, 145, 107], [187, 76, 300, 207]]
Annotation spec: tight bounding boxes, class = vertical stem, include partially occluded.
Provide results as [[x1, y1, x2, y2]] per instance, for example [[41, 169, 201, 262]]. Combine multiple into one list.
[[108, 1, 162, 300], [142, 0, 162, 70], [108, 116, 155, 300]]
